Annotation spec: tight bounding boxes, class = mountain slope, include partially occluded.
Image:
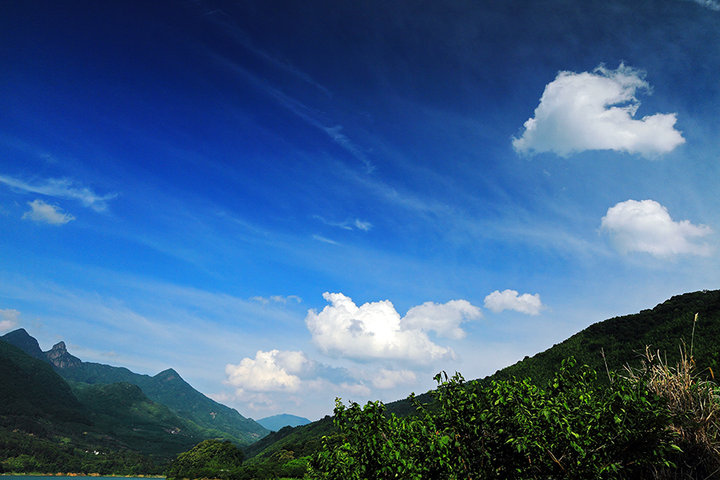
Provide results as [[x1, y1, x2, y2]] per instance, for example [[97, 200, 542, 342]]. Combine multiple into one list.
[[243, 289, 720, 468], [58, 362, 268, 444], [0, 339, 165, 473], [1, 330, 269, 445], [0, 339, 87, 424], [485, 289, 720, 387], [1, 328, 46, 360], [71, 381, 206, 458]]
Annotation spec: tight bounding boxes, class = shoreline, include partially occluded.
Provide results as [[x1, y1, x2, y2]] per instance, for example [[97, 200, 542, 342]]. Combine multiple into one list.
[[0, 475, 164, 478]]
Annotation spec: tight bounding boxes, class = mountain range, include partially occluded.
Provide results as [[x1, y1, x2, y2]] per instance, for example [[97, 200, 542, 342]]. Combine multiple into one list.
[[2, 329, 268, 445], [0, 329, 272, 473], [3, 289, 719, 476]]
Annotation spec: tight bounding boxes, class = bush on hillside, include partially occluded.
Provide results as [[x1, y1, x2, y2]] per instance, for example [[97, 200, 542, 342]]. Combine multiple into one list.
[[309, 359, 680, 479], [167, 439, 244, 480]]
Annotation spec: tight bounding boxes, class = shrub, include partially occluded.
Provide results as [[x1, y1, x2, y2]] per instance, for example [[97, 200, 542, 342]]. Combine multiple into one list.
[[167, 439, 244, 480], [624, 344, 720, 479], [310, 359, 679, 480]]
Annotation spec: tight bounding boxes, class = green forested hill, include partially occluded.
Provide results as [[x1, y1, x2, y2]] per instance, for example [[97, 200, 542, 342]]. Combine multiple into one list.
[[0, 340, 163, 473], [241, 289, 720, 476], [59, 363, 268, 445], [0, 333, 267, 474], [1, 330, 269, 446], [0, 340, 87, 423], [71, 381, 207, 458], [485, 289, 720, 386]]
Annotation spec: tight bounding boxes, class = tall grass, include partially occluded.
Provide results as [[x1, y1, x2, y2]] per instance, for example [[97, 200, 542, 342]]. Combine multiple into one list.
[[624, 314, 720, 479]]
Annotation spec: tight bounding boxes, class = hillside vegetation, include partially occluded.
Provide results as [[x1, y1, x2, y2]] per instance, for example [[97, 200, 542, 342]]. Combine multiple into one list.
[[0, 330, 268, 474], [237, 289, 720, 479]]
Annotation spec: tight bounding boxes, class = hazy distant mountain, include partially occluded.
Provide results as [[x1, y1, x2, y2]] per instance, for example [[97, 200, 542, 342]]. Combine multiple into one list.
[[1, 329, 269, 445], [257, 414, 311, 431]]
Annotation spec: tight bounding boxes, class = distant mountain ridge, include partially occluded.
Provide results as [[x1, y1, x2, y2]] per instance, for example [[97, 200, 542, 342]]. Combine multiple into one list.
[[0, 338, 209, 473], [257, 414, 311, 431], [1, 329, 269, 445]]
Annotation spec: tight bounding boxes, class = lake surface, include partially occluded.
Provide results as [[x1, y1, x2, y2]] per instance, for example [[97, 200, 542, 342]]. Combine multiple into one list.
[[1, 477, 163, 480]]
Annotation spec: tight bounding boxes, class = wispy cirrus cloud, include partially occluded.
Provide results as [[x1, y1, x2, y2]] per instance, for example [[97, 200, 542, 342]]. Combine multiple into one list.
[[251, 295, 302, 305], [210, 53, 374, 173], [683, 0, 720, 10], [314, 215, 373, 232], [601, 199, 713, 257], [513, 64, 684, 157], [22, 199, 75, 225], [0, 175, 117, 212], [200, 8, 332, 97], [312, 234, 340, 245]]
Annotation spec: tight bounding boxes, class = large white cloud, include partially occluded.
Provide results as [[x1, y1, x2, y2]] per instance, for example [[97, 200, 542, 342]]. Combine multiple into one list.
[[225, 350, 310, 392], [601, 199, 712, 257], [403, 300, 482, 339], [305, 293, 481, 364], [22, 199, 75, 225], [0, 309, 20, 332], [512, 64, 684, 157], [484, 290, 543, 315]]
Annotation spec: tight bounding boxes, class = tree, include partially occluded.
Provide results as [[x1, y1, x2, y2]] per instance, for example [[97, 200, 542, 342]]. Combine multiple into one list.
[[167, 439, 244, 479]]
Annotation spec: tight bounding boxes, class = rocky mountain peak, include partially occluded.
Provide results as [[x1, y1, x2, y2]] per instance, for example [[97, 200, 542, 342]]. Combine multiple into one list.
[[45, 341, 82, 369]]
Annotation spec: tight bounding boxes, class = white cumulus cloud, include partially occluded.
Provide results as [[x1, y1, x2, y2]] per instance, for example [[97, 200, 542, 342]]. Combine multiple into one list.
[[601, 199, 712, 257], [225, 350, 310, 392], [22, 199, 75, 225], [0, 309, 20, 331], [484, 290, 544, 315], [512, 64, 684, 157], [403, 300, 482, 339], [305, 293, 481, 364]]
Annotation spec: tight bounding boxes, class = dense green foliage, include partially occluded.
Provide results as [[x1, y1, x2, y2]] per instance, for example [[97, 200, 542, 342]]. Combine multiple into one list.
[[0, 340, 87, 423], [1, 328, 269, 446], [0, 426, 158, 475], [235, 290, 720, 478], [72, 381, 208, 456], [230, 417, 334, 479], [167, 439, 245, 479], [489, 290, 720, 387], [55, 363, 269, 445], [0, 336, 258, 474], [310, 359, 681, 479]]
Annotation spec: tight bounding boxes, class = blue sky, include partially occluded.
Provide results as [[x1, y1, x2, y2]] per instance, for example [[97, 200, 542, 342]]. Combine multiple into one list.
[[2, 0, 720, 420]]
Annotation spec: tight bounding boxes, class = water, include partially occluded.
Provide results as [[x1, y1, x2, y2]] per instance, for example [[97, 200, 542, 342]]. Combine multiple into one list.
[[1, 477, 163, 480]]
